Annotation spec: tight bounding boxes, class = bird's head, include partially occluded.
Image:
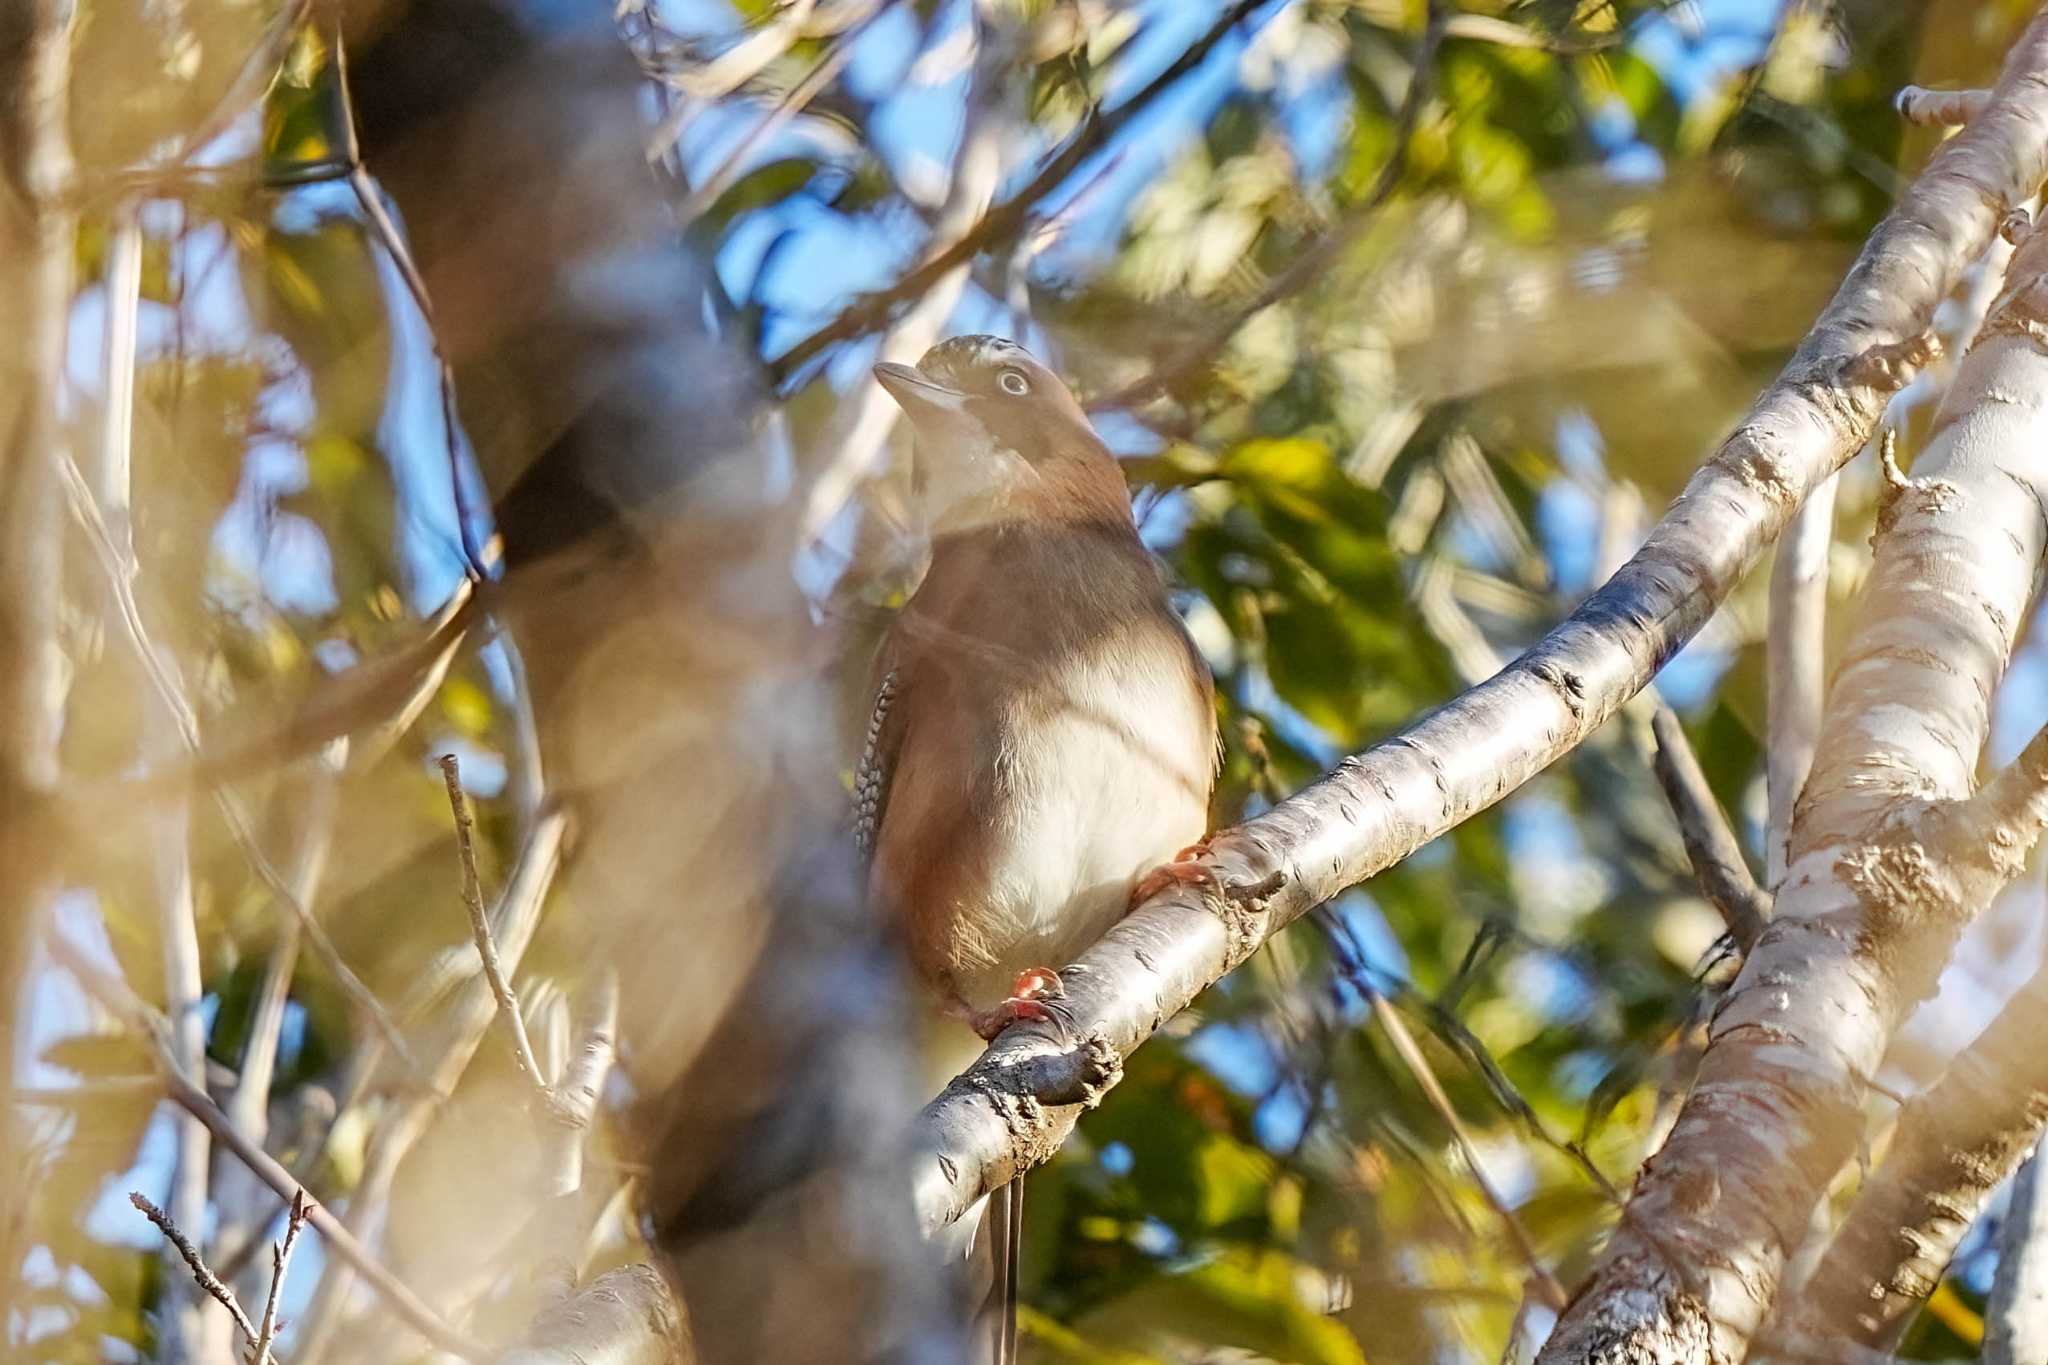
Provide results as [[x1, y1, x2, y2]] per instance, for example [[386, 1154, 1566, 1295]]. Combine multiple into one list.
[[874, 335, 1122, 528]]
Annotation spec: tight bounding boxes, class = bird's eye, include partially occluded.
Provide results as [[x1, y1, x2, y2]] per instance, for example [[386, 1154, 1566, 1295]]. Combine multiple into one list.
[[998, 368, 1030, 396]]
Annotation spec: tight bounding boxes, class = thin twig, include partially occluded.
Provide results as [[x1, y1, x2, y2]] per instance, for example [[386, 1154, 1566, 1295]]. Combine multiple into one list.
[[1363, 987, 1569, 1311], [51, 448, 426, 1076], [251, 1188, 309, 1365], [672, 0, 884, 225], [1649, 704, 1770, 950], [50, 931, 486, 1359], [438, 753, 550, 1094], [130, 1192, 259, 1343], [767, 0, 1271, 383], [1088, 3, 1445, 412]]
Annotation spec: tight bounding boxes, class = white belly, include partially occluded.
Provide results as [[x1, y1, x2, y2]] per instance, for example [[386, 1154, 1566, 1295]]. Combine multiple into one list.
[[954, 648, 1209, 1009]]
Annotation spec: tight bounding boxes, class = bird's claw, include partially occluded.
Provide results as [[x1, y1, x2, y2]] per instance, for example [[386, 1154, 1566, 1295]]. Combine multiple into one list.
[[970, 968, 1074, 1044], [1129, 842, 1215, 909]]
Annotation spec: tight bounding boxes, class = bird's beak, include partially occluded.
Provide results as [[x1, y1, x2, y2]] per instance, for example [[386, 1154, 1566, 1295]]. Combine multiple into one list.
[[874, 362, 968, 416]]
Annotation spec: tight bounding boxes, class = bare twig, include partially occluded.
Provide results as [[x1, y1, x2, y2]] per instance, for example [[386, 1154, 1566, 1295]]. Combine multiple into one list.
[[1366, 988, 1569, 1310], [292, 810, 567, 1362], [671, 0, 884, 226], [912, 2, 2044, 1243], [49, 931, 486, 1359], [1087, 4, 1444, 413], [439, 753, 550, 1093], [1649, 705, 1769, 950], [52, 448, 425, 1076], [251, 1188, 310, 1365], [1897, 84, 1990, 127], [130, 1192, 259, 1344], [767, 0, 1270, 383]]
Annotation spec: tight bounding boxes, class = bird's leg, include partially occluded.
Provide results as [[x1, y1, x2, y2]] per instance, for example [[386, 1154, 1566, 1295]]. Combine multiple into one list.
[[965, 968, 1073, 1043], [1128, 842, 1215, 908]]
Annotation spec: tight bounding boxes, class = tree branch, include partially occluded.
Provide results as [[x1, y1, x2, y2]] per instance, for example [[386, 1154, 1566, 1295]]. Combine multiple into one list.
[[1779, 960, 2048, 1351], [1541, 45, 2048, 1357], [440, 752, 550, 1095], [766, 0, 1269, 384], [494, 1263, 691, 1365], [910, 8, 2048, 1241], [1988, 1140, 2048, 1365], [1898, 84, 1990, 127], [1649, 704, 1769, 951], [47, 931, 485, 1359]]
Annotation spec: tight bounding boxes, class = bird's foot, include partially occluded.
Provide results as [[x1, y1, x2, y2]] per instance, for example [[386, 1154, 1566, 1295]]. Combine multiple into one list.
[[967, 968, 1072, 1043], [1129, 843, 1215, 909]]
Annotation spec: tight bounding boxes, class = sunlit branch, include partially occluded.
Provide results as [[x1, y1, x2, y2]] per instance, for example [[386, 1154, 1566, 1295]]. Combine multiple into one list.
[[910, 13, 2048, 1250], [1898, 84, 1990, 127]]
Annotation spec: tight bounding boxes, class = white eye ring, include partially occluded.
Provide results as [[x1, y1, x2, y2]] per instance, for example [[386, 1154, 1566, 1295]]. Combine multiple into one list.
[[998, 368, 1030, 396]]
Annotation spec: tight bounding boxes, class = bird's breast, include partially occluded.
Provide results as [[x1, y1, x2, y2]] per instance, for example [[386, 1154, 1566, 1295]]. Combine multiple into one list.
[[941, 627, 1212, 1009]]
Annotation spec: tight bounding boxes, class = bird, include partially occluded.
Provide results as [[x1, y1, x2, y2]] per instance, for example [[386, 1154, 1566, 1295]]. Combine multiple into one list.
[[856, 334, 1219, 1363]]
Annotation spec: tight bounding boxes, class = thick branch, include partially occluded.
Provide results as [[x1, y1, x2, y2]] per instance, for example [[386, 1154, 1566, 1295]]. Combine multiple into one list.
[[494, 1264, 691, 1365], [911, 10, 2048, 1240], [1541, 51, 2048, 1359], [1989, 1141, 2048, 1365], [1782, 962, 2048, 1351]]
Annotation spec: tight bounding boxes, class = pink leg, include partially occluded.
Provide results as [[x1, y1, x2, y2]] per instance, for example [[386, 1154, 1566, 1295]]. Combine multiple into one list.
[[965, 968, 1068, 1042], [1128, 842, 1214, 909]]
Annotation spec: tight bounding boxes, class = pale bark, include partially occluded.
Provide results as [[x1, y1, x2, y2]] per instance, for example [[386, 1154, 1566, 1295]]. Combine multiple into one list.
[[1988, 1143, 2048, 1365], [1781, 944, 2048, 1351], [910, 7, 2048, 1243], [0, 0, 74, 1320], [1765, 475, 1833, 888], [495, 1264, 691, 1365], [1539, 106, 2048, 1363]]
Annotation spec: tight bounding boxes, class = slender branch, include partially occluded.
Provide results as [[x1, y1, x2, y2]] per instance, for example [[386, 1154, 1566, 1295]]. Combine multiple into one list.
[[292, 810, 567, 1362], [130, 1192, 260, 1345], [1764, 470, 1834, 888], [671, 0, 883, 226], [251, 1188, 310, 1365], [1366, 987, 1568, 1310], [910, 6, 2045, 1240], [1087, 6, 1443, 413], [767, 0, 1270, 383], [1543, 51, 2048, 1360], [0, 0, 78, 1317], [50, 932, 485, 1359], [51, 448, 426, 1075], [439, 753, 549, 1093], [1649, 704, 1769, 950], [1897, 84, 1990, 127]]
